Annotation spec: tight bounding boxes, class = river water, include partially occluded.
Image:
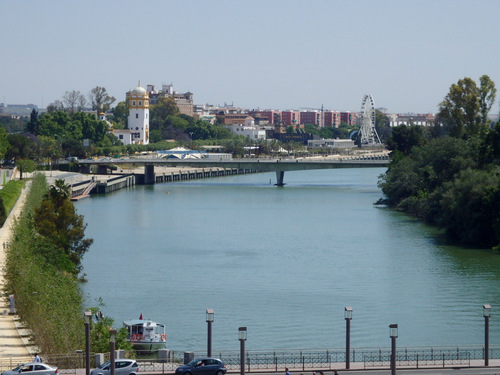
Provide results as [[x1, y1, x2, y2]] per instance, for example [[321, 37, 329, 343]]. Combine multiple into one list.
[[77, 168, 500, 352]]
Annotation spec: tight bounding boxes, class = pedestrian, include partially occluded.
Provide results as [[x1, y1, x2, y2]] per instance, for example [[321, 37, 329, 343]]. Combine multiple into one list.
[[285, 368, 290, 375], [34, 353, 41, 363]]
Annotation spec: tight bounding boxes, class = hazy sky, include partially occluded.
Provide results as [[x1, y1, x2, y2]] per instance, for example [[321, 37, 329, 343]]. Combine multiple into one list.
[[2, 0, 499, 114]]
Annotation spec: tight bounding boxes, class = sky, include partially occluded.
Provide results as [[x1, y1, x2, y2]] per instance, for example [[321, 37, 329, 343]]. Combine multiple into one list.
[[2, 0, 500, 114]]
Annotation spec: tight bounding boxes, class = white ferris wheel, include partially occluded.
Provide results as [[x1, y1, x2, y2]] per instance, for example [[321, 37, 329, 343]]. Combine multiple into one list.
[[359, 94, 381, 146]]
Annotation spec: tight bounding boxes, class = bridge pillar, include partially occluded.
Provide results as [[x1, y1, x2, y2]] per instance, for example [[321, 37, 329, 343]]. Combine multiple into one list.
[[97, 165, 108, 174], [80, 165, 91, 174], [144, 164, 155, 185], [275, 171, 285, 187]]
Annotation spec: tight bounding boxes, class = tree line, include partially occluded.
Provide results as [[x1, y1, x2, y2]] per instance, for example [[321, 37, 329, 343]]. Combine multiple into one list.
[[378, 75, 499, 250]]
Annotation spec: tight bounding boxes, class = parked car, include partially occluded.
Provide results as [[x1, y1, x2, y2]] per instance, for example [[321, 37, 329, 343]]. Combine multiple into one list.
[[90, 359, 138, 375], [1, 363, 58, 375], [175, 358, 226, 375]]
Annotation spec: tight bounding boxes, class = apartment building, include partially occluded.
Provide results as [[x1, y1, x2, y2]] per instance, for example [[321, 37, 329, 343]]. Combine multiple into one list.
[[300, 111, 320, 126], [340, 112, 357, 127], [324, 111, 341, 127], [248, 110, 281, 125]]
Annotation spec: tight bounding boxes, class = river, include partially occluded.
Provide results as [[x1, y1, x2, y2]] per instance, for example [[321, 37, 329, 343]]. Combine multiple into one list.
[[77, 168, 500, 352]]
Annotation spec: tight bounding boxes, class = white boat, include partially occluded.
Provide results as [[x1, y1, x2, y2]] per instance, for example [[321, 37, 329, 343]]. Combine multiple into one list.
[[123, 316, 167, 352]]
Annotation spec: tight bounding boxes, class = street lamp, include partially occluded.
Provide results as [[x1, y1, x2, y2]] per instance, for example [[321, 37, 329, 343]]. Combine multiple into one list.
[[206, 309, 214, 357], [109, 329, 117, 375], [238, 327, 247, 375], [484, 304, 491, 366], [84, 311, 92, 375], [389, 324, 398, 375], [344, 307, 353, 369]]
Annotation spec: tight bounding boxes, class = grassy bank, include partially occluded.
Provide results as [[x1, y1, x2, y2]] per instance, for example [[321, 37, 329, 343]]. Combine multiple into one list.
[[0, 179, 25, 226], [4, 174, 84, 353]]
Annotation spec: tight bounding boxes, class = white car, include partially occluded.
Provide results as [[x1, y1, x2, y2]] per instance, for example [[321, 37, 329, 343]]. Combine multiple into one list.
[[1, 363, 58, 375]]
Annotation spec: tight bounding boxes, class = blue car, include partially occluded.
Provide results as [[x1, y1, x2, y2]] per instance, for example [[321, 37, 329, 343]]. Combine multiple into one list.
[[175, 358, 226, 375]]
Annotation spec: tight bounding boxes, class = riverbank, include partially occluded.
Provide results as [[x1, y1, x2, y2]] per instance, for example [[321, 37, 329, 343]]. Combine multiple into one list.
[[0, 181, 36, 361]]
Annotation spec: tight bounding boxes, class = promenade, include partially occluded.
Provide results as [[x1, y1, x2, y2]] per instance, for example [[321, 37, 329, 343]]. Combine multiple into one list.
[[0, 180, 36, 364]]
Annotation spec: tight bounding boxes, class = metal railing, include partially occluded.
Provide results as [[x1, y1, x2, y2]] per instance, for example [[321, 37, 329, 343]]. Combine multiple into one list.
[[1, 345, 499, 373]]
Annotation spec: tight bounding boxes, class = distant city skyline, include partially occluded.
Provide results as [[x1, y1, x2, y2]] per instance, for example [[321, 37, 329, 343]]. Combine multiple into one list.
[[2, 1, 499, 115]]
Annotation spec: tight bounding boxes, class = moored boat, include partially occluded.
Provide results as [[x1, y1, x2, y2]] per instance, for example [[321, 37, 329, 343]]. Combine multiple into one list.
[[123, 315, 167, 352]]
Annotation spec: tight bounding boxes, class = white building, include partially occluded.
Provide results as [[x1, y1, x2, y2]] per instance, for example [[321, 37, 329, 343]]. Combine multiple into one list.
[[125, 82, 150, 145], [389, 113, 435, 127], [224, 116, 266, 140]]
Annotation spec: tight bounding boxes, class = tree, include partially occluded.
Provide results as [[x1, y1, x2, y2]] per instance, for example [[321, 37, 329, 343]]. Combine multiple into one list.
[[0, 127, 10, 161], [479, 75, 497, 127], [5, 134, 37, 161], [63, 90, 87, 114], [0, 115, 25, 133], [95, 133, 123, 148], [153, 97, 180, 118], [385, 124, 427, 159], [375, 110, 392, 142], [478, 123, 500, 166], [437, 75, 496, 138], [61, 138, 86, 158], [26, 108, 40, 135], [38, 135, 63, 167], [110, 101, 129, 129], [16, 159, 36, 180], [73, 112, 108, 144], [48, 179, 71, 206], [437, 167, 500, 247], [379, 137, 476, 209], [87, 307, 134, 353], [88, 86, 116, 114], [34, 179, 93, 275], [150, 97, 180, 132], [38, 111, 72, 139]]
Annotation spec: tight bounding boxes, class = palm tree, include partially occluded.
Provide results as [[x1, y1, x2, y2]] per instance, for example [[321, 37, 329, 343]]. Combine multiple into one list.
[[48, 179, 70, 207]]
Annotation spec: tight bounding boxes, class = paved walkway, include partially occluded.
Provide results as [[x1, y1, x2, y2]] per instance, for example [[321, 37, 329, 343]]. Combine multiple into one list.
[[0, 180, 36, 363]]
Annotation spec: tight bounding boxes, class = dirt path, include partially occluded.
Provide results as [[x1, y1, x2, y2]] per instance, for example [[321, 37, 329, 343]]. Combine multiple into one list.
[[0, 181, 35, 361]]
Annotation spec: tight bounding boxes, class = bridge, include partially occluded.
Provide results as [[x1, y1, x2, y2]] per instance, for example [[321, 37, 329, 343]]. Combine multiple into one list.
[[77, 155, 389, 186]]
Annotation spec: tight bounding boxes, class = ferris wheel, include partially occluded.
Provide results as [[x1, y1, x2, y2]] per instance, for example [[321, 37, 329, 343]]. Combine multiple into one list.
[[359, 94, 381, 145]]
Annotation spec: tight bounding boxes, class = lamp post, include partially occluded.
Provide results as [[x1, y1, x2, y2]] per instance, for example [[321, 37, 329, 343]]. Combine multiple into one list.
[[389, 324, 398, 375], [84, 311, 92, 375], [484, 304, 491, 366], [109, 329, 117, 375], [238, 327, 247, 375], [206, 309, 214, 357], [345, 307, 353, 369]]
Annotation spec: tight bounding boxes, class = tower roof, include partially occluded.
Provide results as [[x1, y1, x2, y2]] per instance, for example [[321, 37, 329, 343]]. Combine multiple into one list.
[[131, 81, 147, 97]]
